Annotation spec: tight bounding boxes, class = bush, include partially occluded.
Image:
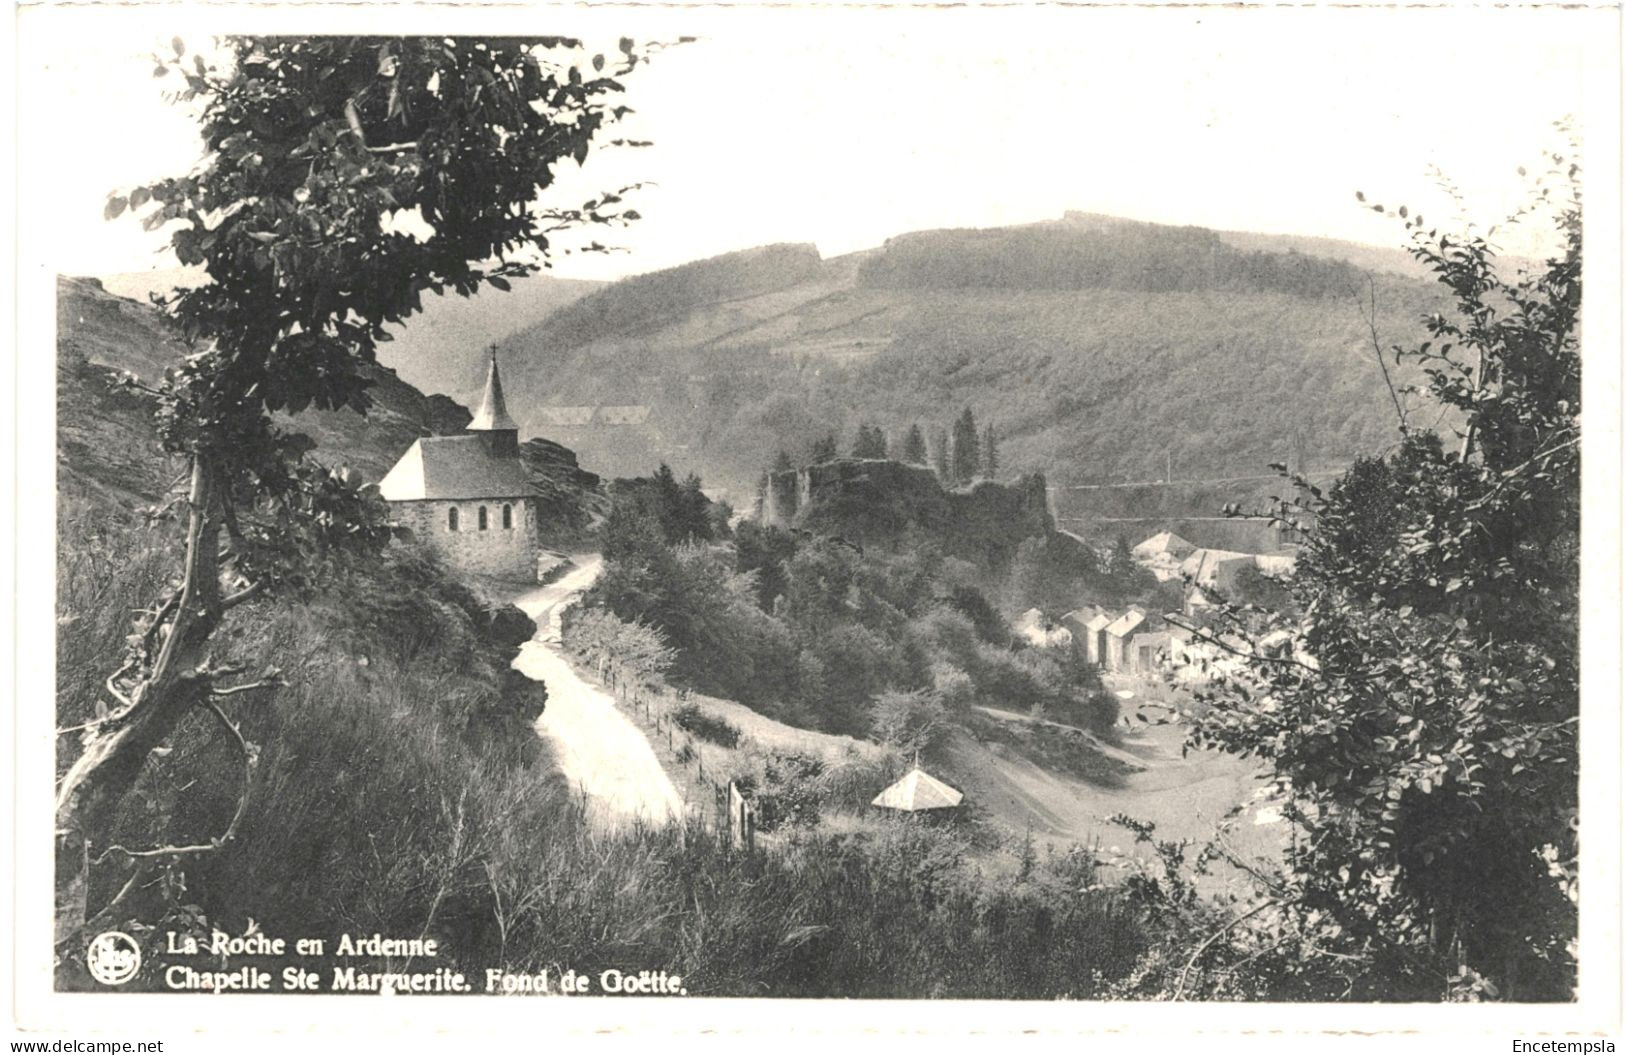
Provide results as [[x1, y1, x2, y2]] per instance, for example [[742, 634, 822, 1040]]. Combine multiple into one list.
[[870, 688, 949, 755], [672, 703, 742, 748]]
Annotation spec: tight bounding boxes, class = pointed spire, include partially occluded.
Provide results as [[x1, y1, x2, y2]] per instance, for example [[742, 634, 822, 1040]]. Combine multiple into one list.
[[468, 344, 519, 432]]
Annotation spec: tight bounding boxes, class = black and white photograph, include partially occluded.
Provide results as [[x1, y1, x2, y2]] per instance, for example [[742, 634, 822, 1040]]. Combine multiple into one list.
[[10, 0, 1623, 1044]]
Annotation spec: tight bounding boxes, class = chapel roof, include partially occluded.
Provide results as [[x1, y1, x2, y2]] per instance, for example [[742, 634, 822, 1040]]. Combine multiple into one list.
[[379, 434, 535, 501]]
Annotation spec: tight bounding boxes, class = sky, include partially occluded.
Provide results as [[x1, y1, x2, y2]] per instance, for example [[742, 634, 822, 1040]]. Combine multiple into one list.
[[19, 4, 1616, 283]]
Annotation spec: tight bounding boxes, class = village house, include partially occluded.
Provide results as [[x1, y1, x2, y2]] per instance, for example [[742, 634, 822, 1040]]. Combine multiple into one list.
[[1060, 605, 1107, 659], [1127, 629, 1172, 676], [379, 350, 545, 582], [1178, 547, 1258, 612], [1103, 607, 1148, 672], [1131, 530, 1197, 581]]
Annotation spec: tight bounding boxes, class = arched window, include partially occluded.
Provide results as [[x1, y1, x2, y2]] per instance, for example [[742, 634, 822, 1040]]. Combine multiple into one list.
[[478, 506, 489, 531], [501, 504, 514, 529], [447, 507, 459, 532]]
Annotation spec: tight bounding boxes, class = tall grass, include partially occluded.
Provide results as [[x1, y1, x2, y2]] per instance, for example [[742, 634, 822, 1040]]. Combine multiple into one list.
[[58, 511, 1149, 997]]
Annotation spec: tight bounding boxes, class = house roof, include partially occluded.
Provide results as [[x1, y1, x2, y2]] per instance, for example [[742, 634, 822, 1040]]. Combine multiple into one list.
[[1179, 548, 1255, 587], [1014, 608, 1045, 631], [1105, 610, 1147, 638], [871, 768, 964, 811], [1133, 531, 1197, 560], [379, 435, 536, 501], [1085, 612, 1115, 632], [468, 352, 519, 432], [1062, 605, 1107, 626]]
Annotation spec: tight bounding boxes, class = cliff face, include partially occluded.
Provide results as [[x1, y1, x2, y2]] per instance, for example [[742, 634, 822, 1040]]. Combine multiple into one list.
[[757, 458, 1054, 567]]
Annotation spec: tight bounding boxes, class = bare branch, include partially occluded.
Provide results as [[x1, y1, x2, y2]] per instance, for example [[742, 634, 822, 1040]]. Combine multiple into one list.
[[1173, 899, 1280, 1001], [210, 677, 284, 699], [1364, 276, 1409, 434], [92, 698, 257, 864], [220, 580, 265, 609]]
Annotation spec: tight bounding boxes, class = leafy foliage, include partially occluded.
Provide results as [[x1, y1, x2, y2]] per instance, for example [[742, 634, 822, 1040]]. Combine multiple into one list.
[[585, 473, 1126, 745], [1186, 152, 1581, 1000], [57, 33, 658, 942]]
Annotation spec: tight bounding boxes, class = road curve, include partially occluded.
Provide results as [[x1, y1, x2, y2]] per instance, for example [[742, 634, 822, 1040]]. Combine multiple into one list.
[[509, 557, 685, 828]]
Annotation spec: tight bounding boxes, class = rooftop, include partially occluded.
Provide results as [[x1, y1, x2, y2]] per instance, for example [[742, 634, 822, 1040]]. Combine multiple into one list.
[[379, 434, 535, 501]]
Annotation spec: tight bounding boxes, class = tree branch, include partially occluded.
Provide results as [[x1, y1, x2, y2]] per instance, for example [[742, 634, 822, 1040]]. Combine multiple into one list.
[[1364, 276, 1409, 434], [210, 676, 284, 699], [92, 698, 257, 864], [1173, 899, 1280, 1001], [220, 580, 265, 609]]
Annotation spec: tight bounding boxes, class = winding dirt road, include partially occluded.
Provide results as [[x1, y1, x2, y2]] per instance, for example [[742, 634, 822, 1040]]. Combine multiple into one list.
[[509, 557, 685, 828]]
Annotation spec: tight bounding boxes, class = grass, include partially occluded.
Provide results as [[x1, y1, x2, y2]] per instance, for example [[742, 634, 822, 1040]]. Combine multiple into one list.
[[57, 510, 1155, 998]]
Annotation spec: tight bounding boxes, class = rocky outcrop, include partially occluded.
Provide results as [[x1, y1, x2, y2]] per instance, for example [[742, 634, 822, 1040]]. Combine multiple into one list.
[[756, 458, 1056, 568]]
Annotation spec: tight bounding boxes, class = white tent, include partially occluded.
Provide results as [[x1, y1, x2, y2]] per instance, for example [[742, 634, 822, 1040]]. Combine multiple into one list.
[[871, 767, 964, 811]]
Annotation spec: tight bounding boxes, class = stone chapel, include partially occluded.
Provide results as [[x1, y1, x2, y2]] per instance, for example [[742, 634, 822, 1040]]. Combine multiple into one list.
[[379, 349, 544, 581]]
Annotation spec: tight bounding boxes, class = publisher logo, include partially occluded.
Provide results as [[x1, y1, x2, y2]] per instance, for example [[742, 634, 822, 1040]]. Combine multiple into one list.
[[87, 931, 141, 986]]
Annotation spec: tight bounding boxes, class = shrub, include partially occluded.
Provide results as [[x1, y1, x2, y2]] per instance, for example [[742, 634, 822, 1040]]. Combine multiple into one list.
[[870, 688, 949, 755], [672, 703, 742, 748]]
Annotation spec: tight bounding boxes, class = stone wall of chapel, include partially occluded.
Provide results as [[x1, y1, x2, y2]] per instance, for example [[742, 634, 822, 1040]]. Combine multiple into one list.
[[393, 498, 542, 581]]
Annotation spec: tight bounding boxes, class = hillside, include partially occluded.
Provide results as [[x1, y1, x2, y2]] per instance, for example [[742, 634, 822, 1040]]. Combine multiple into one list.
[[484, 214, 1447, 501], [58, 276, 476, 498], [57, 277, 604, 521], [98, 266, 603, 414]]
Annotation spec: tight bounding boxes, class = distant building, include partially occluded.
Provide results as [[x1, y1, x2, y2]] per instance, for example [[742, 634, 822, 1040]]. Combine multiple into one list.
[[595, 404, 652, 426], [1132, 531, 1198, 581], [1103, 608, 1148, 671], [380, 350, 544, 581], [1060, 605, 1108, 658], [535, 406, 597, 427], [1127, 630, 1172, 676], [1080, 610, 1115, 666], [1254, 549, 1299, 578], [1179, 548, 1258, 612]]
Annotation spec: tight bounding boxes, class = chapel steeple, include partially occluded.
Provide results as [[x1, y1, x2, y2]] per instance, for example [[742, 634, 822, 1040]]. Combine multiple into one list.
[[468, 345, 520, 455]]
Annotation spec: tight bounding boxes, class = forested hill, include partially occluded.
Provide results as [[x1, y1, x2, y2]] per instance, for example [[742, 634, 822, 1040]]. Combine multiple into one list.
[[483, 213, 1447, 496]]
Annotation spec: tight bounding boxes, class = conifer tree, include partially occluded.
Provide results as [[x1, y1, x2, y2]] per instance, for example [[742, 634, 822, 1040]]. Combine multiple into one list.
[[901, 424, 928, 465], [950, 407, 981, 484]]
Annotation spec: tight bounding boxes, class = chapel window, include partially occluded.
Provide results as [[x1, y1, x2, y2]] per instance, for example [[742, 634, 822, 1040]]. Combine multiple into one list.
[[478, 506, 489, 531], [447, 507, 459, 532], [502, 504, 514, 530]]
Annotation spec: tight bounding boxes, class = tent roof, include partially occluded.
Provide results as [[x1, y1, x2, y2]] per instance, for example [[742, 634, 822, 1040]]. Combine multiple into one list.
[[871, 767, 964, 811]]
